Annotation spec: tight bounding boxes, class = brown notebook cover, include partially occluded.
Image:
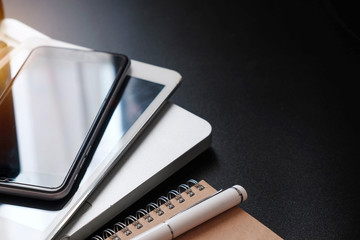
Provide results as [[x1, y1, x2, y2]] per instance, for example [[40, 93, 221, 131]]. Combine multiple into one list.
[[95, 180, 282, 240]]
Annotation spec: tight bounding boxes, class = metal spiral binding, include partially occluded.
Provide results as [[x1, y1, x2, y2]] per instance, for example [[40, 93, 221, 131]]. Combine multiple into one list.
[[93, 179, 202, 240], [91, 235, 103, 240], [157, 196, 175, 209], [167, 189, 185, 203], [114, 222, 131, 236], [125, 215, 143, 229], [146, 202, 164, 216], [177, 183, 195, 197], [136, 208, 154, 222], [187, 179, 205, 191], [102, 228, 120, 240]]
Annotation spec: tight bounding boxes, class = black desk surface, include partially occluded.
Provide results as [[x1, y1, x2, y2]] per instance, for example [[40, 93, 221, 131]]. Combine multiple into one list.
[[3, 1, 359, 239]]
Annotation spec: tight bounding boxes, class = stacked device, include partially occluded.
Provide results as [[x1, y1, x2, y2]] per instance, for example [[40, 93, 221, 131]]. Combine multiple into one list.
[[0, 18, 211, 240]]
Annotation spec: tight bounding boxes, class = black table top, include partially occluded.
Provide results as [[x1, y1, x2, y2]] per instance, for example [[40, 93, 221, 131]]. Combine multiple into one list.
[[3, 1, 359, 239]]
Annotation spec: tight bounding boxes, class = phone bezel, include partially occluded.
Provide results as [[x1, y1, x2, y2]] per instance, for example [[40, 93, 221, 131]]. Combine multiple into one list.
[[0, 46, 130, 200]]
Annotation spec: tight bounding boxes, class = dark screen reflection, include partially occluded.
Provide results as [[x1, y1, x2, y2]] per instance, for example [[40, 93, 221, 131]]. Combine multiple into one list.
[[0, 63, 20, 179], [0, 91, 20, 179], [120, 76, 164, 133], [87, 77, 164, 173], [0, 47, 163, 189], [0, 47, 126, 188], [0, 68, 164, 187]]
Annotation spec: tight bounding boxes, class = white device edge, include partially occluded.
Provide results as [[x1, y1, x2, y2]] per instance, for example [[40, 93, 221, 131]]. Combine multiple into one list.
[[57, 103, 212, 239], [0, 18, 212, 240]]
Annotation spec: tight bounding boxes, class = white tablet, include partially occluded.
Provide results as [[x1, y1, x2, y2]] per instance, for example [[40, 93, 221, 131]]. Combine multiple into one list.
[[52, 58, 180, 238], [0, 22, 181, 239], [46, 59, 181, 238]]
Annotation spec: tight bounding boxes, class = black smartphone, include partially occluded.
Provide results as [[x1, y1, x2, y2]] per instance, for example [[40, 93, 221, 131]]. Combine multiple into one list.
[[0, 46, 129, 200]]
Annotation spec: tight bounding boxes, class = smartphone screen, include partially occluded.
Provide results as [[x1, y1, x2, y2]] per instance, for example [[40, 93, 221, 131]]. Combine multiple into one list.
[[0, 47, 131, 193]]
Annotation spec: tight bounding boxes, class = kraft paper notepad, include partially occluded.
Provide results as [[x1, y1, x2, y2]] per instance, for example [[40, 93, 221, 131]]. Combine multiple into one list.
[[91, 180, 282, 240]]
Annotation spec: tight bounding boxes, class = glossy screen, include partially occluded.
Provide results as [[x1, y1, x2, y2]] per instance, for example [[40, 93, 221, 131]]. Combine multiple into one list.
[[0, 47, 164, 189]]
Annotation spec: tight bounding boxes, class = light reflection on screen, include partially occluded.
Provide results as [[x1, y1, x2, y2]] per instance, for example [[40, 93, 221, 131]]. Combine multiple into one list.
[[0, 74, 164, 231], [0, 47, 164, 189]]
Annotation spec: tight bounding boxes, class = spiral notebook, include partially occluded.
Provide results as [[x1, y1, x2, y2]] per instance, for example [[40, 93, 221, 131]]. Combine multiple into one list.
[[91, 180, 282, 240]]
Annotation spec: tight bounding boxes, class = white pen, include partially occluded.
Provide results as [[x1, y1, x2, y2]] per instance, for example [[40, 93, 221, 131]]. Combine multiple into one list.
[[131, 185, 247, 240]]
